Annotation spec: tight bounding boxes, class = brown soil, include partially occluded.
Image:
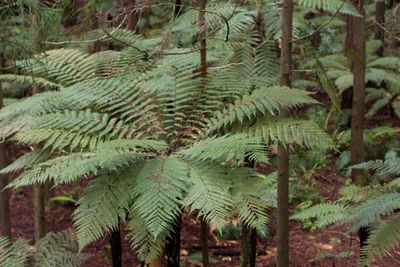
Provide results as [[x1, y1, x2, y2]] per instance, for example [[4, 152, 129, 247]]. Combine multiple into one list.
[[5, 162, 400, 267]]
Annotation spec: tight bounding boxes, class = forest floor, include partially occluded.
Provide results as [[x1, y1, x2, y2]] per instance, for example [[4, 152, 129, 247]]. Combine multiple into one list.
[[7, 164, 400, 267]]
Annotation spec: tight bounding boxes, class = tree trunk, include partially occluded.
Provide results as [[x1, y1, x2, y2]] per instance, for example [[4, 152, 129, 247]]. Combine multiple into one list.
[[165, 216, 181, 267], [348, 0, 367, 250], [0, 55, 11, 239], [240, 225, 250, 267], [277, 0, 293, 267], [200, 219, 209, 267], [375, 0, 385, 57], [110, 222, 122, 267], [32, 9, 46, 242], [249, 229, 257, 267], [198, 1, 209, 265], [348, 0, 366, 182]]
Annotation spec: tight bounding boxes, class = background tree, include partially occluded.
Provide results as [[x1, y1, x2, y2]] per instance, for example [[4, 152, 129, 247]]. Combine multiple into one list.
[[347, 0, 367, 248], [0, 54, 11, 239], [277, 0, 293, 266]]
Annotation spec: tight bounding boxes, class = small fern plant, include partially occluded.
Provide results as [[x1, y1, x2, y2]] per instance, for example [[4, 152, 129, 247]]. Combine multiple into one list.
[[292, 151, 400, 266], [0, 230, 88, 267]]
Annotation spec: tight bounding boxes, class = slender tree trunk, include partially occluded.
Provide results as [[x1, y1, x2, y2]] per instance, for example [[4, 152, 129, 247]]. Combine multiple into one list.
[[240, 225, 250, 267], [198, 0, 209, 266], [32, 10, 46, 242], [375, 0, 385, 57], [277, 1, 293, 267], [200, 219, 209, 267], [110, 222, 122, 267], [348, 0, 366, 182], [165, 216, 181, 267], [0, 55, 11, 239], [249, 229, 257, 267], [348, 0, 367, 250]]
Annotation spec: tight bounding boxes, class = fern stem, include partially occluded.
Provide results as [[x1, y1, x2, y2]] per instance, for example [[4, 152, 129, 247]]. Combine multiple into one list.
[[240, 224, 250, 267], [165, 215, 181, 267], [249, 229, 257, 267], [200, 218, 209, 267], [110, 221, 122, 267], [0, 54, 11, 239]]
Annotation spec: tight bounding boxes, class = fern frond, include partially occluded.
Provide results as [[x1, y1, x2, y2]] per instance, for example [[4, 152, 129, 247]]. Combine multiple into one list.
[[184, 161, 233, 227], [0, 150, 51, 174], [353, 157, 400, 177], [8, 151, 144, 187], [291, 203, 348, 228], [230, 168, 271, 237], [367, 57, 400, 70], [246, 118, 332, 149], [0, 74, 61, 89], [131, 157, 188, 239], [361, 216, 400, 266], [178, 134, 268, 163], [205, 86, 318, 134], [74, 168, 137, 249], [295, 0, 361, 16], [346, 193, 400, 231], [0, 236, 29, 267], [127, 210, 168, 262], [35, 231, 89, 267]]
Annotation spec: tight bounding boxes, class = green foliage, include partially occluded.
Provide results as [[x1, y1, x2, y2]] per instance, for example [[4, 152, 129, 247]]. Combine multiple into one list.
[[0, 1, 334, 262], [0, 231, 88, 267]]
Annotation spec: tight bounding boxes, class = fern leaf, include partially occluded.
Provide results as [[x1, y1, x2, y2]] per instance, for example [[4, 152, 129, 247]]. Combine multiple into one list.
[[74, 168, 137, 249], [361, 217, 400, 266], [178, 134, 268, 163], [291, 203, 348, 228], [131, 157, 188, 239], [246, 118, 333, 149], [183, 161, 234, 227], [205, 86, 319, 133], [346, 193, 400, 231]]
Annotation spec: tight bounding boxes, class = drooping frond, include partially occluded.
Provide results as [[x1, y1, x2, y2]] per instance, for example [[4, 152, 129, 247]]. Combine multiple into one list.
[[15, 49, 95, 87], [204, 86, 319, 134], [361, 216, 400, 266], [345, 193, 400, 231], [295, 0, 361, 16], [230, 168, 272, 237], [0, 150, 51, 174], [291, 203, 348, 228], [131, 157, 188, 239], [245, 118, 332, 149], [73, 167, 138, 249], [184, 161, 233, 227], [178, 134, 268, 164], [353, 156, 400, 177], [127, 210, 168, 262], [0, 236, 29, 267], [1, 231, 86, 267], [34, 231, 89, 267], [8, 150, 145, 187], [0, 74, 61, 89]]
